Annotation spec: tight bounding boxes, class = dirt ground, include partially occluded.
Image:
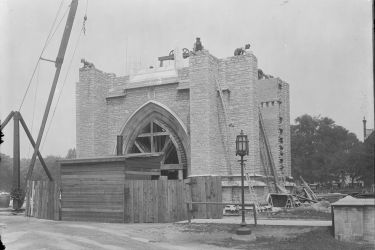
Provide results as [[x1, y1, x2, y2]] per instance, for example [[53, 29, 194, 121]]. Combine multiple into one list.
[[0, 213, 373, 250]]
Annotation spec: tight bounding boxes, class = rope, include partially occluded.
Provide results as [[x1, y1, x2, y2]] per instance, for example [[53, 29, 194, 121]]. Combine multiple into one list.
[[45, 6, 70, 48], [27, 65, 41, 157], [42, 0, 89, 150], [18, 0, 65, 111], [41, 25, 85, 150]]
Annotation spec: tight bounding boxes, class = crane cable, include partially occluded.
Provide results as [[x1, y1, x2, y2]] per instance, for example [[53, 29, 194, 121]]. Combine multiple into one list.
[[18, 0, 65, 111], [27, 66, 40, 157], [41, 5, 88, 150], [45, 6, 70, 48], [27, 6, 68, 157]]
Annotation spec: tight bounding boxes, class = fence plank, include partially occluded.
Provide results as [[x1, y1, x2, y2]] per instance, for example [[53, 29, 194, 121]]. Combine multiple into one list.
[[152, 180, 158, 223], [205, 177, 213, 219], [198, 177, 207, 218], [26, 176, 220, 223], [157, 179, 167, 222], [138, 180, 144, 223]]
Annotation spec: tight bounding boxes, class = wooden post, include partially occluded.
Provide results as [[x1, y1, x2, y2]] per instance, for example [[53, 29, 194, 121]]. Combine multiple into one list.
[[13, 112, 21, 209], [331, 205, 335, 237], [253, 203, 257, 226], [27, 0, 78, 181], [116, 135, 123, 156], [18, 113, 53, 181], [1, 111, 15, 129], [187, 202, 191, 223]]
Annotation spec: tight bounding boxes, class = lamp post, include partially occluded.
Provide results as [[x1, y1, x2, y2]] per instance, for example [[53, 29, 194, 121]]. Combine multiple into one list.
[[235, 130, 251, 235]]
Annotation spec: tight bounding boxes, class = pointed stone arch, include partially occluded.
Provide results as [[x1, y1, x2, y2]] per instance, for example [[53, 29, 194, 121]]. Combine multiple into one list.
[[118, 100, 190, 177]]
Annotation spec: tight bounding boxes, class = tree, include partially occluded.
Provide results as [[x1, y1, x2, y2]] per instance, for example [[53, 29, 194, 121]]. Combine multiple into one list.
[[65, 148, 76, 159], [0, 153, 13, 191], [291, 114, 360, 184]]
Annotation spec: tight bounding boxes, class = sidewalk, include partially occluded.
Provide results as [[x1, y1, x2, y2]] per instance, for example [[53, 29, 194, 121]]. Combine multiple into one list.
[[178, 216, 332, 227]]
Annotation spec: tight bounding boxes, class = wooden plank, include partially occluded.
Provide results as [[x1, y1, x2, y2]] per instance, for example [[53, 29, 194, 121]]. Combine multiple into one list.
[[216, 176, 223, 219], [148, 181, 154, 223], [197, 177, 207, 218], [62, 208, 123, 213], [152, 180, 158, 223], [160, 164, 183, 170], [123, 182, 129, 223], [138, 180, 144, 223], [38, 181, 42, 218], [124, 171, 160, 176], [43, 182, 47, 219], [25, 181, 30, 216], [47, 182, 51, 219], [176, 180, 184, 221], [137, 132, 169, 137], [132, 180, 139, 223], [143, 180, 150, 223], [129, 180, 134, 223], [31, 181, 35, 217], [182, 181, 191, 219], [205, 177, 212, 219], [54, 182, 59, 220], [169, 180, 178, 222], [213, 176, 221, 219], [157, 179, 167, 223]]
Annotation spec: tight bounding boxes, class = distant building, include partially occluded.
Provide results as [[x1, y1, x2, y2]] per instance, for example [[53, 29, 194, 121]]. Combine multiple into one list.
[[363, 117, 374, 141]]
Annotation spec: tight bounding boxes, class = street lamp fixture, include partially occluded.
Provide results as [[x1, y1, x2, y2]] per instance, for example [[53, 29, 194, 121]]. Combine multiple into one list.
[[235, 130, 252, 235], [236, 130, 249, 157]]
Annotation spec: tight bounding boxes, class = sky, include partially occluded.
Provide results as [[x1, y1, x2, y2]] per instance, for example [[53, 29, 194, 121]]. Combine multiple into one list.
[[0, 0, 373, 158]]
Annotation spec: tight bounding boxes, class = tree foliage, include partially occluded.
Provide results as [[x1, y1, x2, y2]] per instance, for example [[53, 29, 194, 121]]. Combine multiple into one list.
[[65, 148, 76, 159], [0, 148, 80, 191], [291, 114, 374, 186]]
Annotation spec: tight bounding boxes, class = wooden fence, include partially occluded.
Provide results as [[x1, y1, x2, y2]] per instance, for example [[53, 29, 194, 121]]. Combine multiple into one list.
[[25, 157, 223, 223], [25, 177, 222, 223], [190, 176, 222, 219], [25, 180, 60, 220], [123, 180, 190, 223]]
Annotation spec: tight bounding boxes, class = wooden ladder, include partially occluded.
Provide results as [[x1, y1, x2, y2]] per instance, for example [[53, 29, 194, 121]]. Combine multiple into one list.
[[245, 172, 261, 213], [258, 109, 287, 193], [215, 78, 233, 174]]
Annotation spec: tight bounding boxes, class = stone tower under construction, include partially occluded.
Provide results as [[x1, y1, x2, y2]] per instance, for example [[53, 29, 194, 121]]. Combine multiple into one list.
[[76, 45, 291, 202]]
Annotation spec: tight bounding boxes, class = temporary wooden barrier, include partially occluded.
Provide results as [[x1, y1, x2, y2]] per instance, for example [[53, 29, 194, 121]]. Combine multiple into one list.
[[25, 156, 223, 223], [60, 157, 128, 223], [123, 179, 191, 223], [25, 180, 60, 220], [189, 176, 223, 219], [60, 177, 220, 223]]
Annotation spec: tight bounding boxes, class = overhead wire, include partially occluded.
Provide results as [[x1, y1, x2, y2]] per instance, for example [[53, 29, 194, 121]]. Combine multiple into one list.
[[18, 0, 65, 111], [27, 65, 41, 158], [45, 6, 70, 48]]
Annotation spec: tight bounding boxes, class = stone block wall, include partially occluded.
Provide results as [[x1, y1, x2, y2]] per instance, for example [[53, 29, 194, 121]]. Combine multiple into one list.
[[222, 53, 259, 176], [256, 78, 291, 177], [334, 205, 375, 242], [76, 49, 289, 179], [76, 68, 113, 157]]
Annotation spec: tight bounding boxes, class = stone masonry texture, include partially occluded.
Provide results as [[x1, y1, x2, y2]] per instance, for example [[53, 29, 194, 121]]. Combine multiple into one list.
[[76, 49, 291, 178]]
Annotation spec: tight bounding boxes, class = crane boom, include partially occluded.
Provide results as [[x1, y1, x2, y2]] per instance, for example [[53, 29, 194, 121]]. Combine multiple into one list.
[[26, 0, 79, 181]]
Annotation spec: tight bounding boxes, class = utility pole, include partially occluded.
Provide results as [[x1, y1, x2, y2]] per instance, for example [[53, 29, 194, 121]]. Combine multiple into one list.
[[13, 112, 20, 209], [27, 0, 79, 181]]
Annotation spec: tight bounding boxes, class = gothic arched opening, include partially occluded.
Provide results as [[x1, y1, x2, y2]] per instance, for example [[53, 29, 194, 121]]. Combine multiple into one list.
[[119, 101, 190, 179]]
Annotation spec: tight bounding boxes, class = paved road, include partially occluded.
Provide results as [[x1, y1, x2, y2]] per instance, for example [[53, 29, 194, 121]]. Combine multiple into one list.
[[0, 215, 230, 250], [0, 213, 331, 250]]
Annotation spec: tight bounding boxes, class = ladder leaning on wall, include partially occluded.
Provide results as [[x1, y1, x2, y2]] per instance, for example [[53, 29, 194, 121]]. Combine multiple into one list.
[[245, 172, 261, 213], [215, 78, 233, 175]]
